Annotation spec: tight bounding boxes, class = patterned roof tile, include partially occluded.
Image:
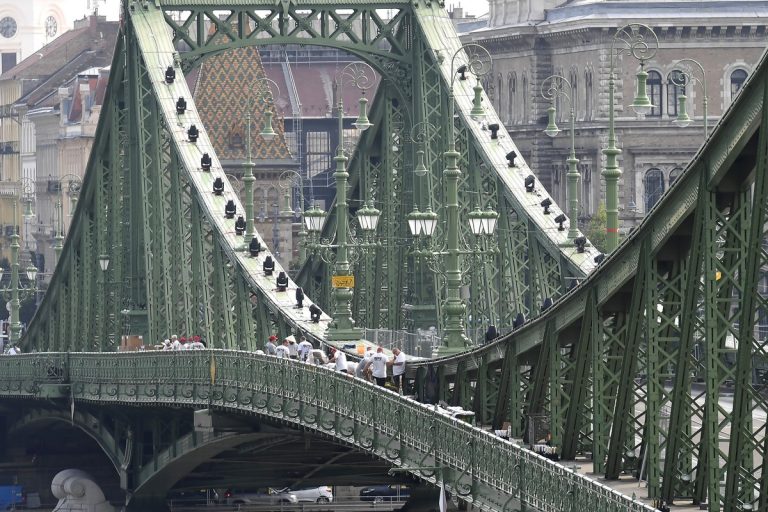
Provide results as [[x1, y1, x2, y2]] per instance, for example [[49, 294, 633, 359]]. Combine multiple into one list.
[[194, 47, 291, 161]]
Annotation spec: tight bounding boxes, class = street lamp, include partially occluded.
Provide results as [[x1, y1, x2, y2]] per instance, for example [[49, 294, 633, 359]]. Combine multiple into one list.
[[670, 58, 708, 138], [304, 61, 378, 341], [59, 174, 83, 217], [406, 121, 439, 240], [53, 199, 65, 265], [19, 178, 37, 269], [603, 23, 658, 252], [239, 78, 281, 253], [0, 201, 38, 347], [279, 170, 312, 267], [407, 44, 497, 354], [541, 75, 581, 241]]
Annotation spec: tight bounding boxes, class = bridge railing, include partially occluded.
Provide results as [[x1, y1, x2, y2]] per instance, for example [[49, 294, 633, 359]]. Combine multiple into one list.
[[0, 352, 67, 387], [0, 352, 655, 512]]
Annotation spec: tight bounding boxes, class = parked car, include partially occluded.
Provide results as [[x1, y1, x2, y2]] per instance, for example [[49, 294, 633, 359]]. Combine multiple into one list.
[[359, 484, 410, 502], [167, 488, 220, 506], [224, 489, 298, 506], [281, 486, 333, 503]]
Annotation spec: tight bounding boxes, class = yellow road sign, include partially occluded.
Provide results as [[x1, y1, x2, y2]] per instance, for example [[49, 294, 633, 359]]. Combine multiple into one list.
[[332, 275, 355, 288]]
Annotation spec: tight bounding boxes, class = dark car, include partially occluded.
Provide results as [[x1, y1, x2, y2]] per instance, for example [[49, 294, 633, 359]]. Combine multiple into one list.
[[359, 485, 410, 502], [167, 488, 220, 506]]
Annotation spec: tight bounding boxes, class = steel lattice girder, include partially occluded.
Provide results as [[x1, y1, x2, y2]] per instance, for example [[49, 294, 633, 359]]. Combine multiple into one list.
[[13, 1, 768, 510], [0, 352, 657, 512]]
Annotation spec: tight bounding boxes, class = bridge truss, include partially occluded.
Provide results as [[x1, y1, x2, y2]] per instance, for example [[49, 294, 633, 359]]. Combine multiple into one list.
[[4, 1, 766, 511]]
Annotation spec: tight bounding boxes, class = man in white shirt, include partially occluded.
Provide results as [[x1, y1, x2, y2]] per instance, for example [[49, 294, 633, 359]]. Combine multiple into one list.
[[297, 336, 313, 362], [275, 339, 290, 359], [365, 347, 390, 387], [391, 347, 406, 391], [333, 349, 348, 373], [170, 335, 182, 351], [287, 336, 299, 359], [355, 351, 374, 379]]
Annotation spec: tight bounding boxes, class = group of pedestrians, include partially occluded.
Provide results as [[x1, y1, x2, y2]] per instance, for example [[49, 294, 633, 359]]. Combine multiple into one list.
[[262, 333, 407, 391], [160, 334, 206, 350], [337, 346, 406, 391], [264, 334, 314, 361]]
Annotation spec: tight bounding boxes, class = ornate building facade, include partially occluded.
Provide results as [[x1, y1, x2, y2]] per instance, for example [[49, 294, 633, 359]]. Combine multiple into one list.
[[464, 0, 768, 230], [0, 14, 117, 266], [0, 1, 107, 74]]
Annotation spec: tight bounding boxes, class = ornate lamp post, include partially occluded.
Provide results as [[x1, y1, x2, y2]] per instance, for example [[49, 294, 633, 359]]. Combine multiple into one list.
[[279, 170, 310, 267], [0, 202, 38, 347], [53, 199, 65, 265], [240, 78, 280, 252], [670, 58, 708, 138], [304, 61, 378, 341], [47, 174, 83, 272], [59, 174, 83, 217], [406, 121, 439, 241], [541, 75, 581, 241], [407, 44, 498, 354], [603, 23, 659, 252]]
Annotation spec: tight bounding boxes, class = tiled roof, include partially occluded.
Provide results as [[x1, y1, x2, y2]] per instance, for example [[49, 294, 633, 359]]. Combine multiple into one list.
[[194, 47, 291, 161], [1, 16, 119, 109]]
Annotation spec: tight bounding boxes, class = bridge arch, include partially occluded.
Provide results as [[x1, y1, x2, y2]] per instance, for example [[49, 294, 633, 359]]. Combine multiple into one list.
[[0, 351, 653, 512], [8, 408, 124, 480], [157, 2, 414, 81]]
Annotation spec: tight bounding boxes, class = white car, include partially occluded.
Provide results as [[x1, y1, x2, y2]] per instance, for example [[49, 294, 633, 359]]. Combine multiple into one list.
[[224, 489, 298, 506], [283, 486, 333, 503]]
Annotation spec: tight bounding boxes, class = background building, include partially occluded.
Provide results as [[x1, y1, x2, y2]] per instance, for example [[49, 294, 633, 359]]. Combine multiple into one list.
[[464, 0, 768, 233], [189, 46, 301, 269], [0, 14, 117, 272], [0, 0, 116, 74]]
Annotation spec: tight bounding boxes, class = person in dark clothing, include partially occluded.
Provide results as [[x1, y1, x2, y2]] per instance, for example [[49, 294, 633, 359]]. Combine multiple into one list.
[[295, 287, 304, 308], [276, 271, 289, 292], [309, 304, 321, 323], [263, 256, 275, 276], [485, 325, 498, 344]]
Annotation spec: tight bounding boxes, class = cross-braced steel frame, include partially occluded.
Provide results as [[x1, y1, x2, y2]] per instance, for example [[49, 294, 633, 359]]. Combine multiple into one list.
[[11, 1, 768, 511]]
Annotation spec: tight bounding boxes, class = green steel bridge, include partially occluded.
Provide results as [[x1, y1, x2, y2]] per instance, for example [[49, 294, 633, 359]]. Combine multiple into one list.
[[0, 1, 765, 511]]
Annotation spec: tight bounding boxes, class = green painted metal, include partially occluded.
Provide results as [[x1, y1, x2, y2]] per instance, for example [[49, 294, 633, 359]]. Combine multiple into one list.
[[0, 352, 655, 512], [4, 1, 768, 510]]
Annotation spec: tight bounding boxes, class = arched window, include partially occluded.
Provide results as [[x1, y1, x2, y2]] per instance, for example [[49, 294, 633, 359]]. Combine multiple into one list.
[[669, 167, 683, 185], [585, 69, 593, 121], [482, 76, 495, 101], [498, 74, 504, 115], [731, 69, 748, 100], [521, 73, 528, 123], [667, 70, 685, 117], [647, 70, 662, 117], [644, 168, 665, 211], [254, 188, 266, 219], [508, 72, 516, 123], [570, 68, 578, 121]]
